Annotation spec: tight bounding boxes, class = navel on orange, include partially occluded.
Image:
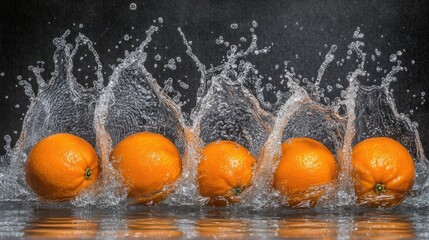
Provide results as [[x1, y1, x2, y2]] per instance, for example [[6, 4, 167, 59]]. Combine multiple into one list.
[[198, 140, 256, 206], [25, 133, 100, 200], [110, 132, 182, 205], [351, 137, 415, 207], [273, 137, 337, 208]]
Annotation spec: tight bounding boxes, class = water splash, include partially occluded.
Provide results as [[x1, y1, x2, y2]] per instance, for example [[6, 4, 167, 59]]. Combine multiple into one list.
[[0, 30, 104, 201], [0, 23, 427, 209]]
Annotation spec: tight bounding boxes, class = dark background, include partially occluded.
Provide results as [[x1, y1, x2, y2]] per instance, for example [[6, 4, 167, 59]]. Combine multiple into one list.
[[0, 0, 428, 155]]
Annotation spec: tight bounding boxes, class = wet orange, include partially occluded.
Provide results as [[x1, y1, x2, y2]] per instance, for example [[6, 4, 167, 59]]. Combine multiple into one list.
[[351, 137, 415, 207], [110, 132, 181, 204], [25, 133, 100, 200], [198, 140, 256, 206], [273, 137, 337, 208]]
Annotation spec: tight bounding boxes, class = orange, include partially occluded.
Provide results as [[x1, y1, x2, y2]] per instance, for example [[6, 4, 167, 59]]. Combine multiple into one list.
[[273, 137, 337, 208], [351, 137, 415, 207], [110, 132, 181, 204], [25, 133, 100, 200], [198, 140, 256, 206]]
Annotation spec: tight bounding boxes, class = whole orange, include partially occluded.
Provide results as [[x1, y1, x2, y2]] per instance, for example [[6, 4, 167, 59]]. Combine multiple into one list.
[[273, 137, 337, 208], [351, 137, 415, 207], [110, 132, 181, 204], [198, 140, 256, 206], [25, 133, 100, 200]]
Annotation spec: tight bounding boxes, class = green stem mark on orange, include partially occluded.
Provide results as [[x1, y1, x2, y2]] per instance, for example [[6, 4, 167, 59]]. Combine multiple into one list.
[[232, 187, 244, 196], [374, 183, 385, 193], [85, 168, 92, 180]]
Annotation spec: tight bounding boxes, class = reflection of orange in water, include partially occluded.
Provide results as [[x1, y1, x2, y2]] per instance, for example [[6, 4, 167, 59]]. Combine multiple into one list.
[[126, 217, 183, 238], [352, 137, 415, 207], [24, 217, 98, 239], [351, 214, 415, 239], [273, 137, 337, 208], [276, 218, 337, 239], [196, 218, 249, 239], [110, 132, 182, 205]]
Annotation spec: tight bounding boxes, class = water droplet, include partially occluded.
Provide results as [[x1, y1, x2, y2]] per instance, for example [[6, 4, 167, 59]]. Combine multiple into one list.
[[375, 48, 381, 57], [0, 72, 4, 77], [230, 23, 238, 29], [155, 54, 161, 61], [123, 34, 130, 41], [79, 24, 83, 28], [176, 57, 182, 62], [130, 3, 137, 10], [158, 17, 163, 23], [16, 75, 22, 80], [14, 104, 19, 108], [252, 21, 258, 28], [411, 60, 415, 64], [389, 54, 397, 62]]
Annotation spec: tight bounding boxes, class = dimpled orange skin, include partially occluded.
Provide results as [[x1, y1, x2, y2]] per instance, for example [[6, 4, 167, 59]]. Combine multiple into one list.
[[273, 137, 337, 208], [25, 133, 100, 200], [198, 140, 256, 205], [110, 132, 181, 204], [352, 137, 415, 207]]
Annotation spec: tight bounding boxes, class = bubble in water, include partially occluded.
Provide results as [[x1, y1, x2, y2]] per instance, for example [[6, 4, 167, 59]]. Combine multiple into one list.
[[129, 3, 137, 10], [16, 75, 22, 80], [230, 23, 238, 29], [158, 17, 163, 23], [123, 34, 130, 41], [14, 104, 19, 108], [155, 54, 161, 61], [375, 48, 381, 57], [252, 20, 258, 28], [0, 72, 4, 77], [411, 60, 416, 64], [79, 24, 83, 28]]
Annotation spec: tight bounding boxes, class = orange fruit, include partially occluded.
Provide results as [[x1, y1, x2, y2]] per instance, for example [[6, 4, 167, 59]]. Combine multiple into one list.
[[351, 137, 415, 207], [110, 132, 181, 204], [25, 133, 100, 200], [273, 137, 337, 208], [198, 140, 256, 206]]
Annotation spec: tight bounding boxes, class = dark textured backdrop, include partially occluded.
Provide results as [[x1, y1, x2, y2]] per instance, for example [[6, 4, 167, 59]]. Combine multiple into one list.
[[0, 0, 428, 155]]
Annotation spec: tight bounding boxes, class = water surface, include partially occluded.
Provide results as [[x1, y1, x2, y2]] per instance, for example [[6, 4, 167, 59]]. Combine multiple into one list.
[[1, 202, 428, 239]]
